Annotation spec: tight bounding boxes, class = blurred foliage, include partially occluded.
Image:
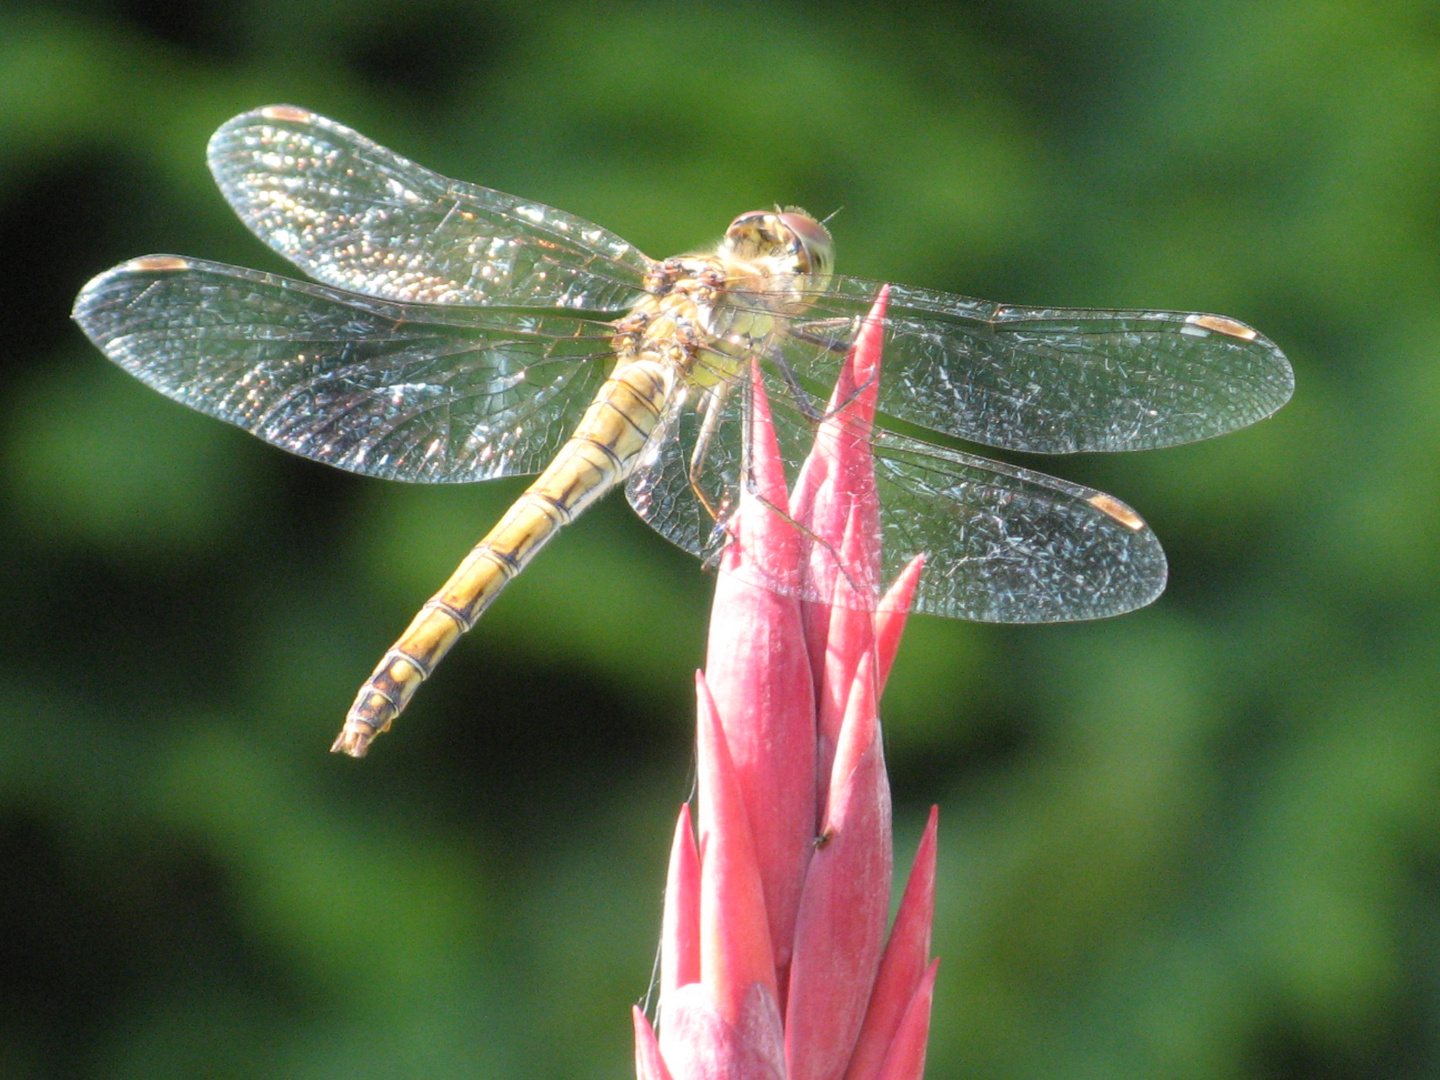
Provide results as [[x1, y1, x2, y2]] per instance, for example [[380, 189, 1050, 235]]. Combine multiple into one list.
[[0, 0, 1437, 1077]]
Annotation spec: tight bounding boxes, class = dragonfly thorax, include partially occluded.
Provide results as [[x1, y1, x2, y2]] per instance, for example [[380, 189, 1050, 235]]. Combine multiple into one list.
[[616, 258, 736, 388], [618, 244, 814, 391], [616, 212, 837, 390]]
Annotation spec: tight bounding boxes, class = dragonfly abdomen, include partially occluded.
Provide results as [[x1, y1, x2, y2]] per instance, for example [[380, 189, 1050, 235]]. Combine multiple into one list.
[[334, 357, 677, 756]]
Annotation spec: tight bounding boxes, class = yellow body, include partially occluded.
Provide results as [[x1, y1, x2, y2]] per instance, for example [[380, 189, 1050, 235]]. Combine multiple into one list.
[[334, 354, 673, 755], [334, 219, 825, 755]]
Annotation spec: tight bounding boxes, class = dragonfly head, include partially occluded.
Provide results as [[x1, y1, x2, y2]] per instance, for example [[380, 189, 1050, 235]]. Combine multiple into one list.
[[722, 209, 835, 279]]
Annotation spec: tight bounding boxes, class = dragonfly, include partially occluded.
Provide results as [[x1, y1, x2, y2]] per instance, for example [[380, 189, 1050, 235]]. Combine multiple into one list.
[[73, 105, 1293, 757]]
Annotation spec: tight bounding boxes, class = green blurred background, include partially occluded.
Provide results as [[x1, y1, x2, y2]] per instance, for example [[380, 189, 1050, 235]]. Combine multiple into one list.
[[0, 0, 1432, 1076]]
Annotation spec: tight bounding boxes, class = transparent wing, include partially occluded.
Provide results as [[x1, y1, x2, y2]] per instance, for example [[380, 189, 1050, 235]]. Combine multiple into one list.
[[758, 274, 1294, 454], [865, 429, 1166, 620], [207, 105, 653, 311], [625, 363, 746, 570], [626, 358, 1167, 623], [72, 256, 617, 483]]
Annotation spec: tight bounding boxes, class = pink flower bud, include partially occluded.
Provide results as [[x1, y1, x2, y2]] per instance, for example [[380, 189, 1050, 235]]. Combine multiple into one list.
[[640, 291, 938, 1080]]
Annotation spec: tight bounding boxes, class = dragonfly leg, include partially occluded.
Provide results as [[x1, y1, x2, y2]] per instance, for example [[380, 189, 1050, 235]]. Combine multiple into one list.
[[785, 323, 855, 357], [733, 356, 879, 605], [686, 378, 731, 525], [738, 482, 877, 606], [775, 324, 881, 426]]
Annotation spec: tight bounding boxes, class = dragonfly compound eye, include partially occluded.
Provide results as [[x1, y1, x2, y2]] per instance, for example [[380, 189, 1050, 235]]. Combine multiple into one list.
[[724, 210, 834, 277], [775, 210, 834, 277]]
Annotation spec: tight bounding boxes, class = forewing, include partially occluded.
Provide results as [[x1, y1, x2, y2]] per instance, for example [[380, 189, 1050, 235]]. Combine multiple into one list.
[[72, 256, 616, 483], [626, 357, 1166, 622], [207, 106, 652, 311], [768, 274, 1293, 454]]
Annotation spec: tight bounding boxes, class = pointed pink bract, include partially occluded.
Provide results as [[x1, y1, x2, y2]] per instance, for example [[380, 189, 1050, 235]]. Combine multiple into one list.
[[662, 804, 701, 1002], [705, 366, 818, 978], [873, 960, 939, 1080], [785, 654, 892, 1080], [843, 807, 938, 1080], [695, 674, 778, 1021], [635, 1008, 675, 1080]]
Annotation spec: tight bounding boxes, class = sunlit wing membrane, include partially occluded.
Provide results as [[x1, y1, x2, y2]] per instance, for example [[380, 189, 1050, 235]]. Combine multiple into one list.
[[207, 105, 654, 311], [865, 430, 1166, 620], [625, 371, 746, 567], [757, 274, 1293, 454], [626, 357, 1167, 622], [72, 256, 617, 483]]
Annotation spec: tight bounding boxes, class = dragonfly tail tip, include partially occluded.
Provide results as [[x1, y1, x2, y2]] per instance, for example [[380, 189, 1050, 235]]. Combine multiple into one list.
[[331, 725, 375, 758]]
